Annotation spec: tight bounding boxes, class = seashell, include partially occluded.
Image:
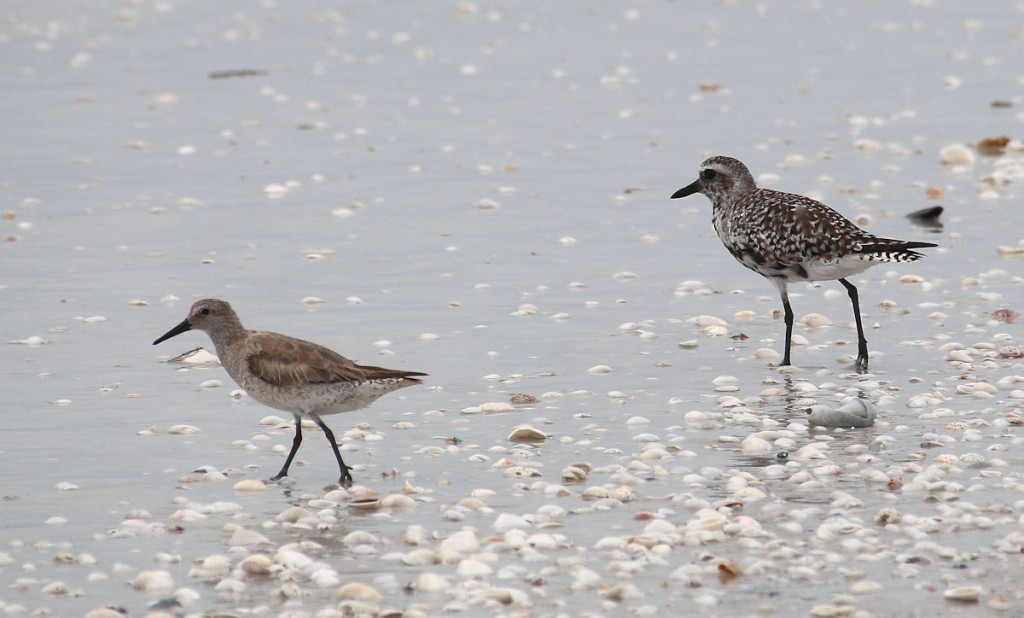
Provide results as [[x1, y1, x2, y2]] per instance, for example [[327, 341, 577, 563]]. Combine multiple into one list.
[[41, 581, 68, 595], [349, 486, 378, 501], [381, 494, 417, 508], [239, 554, 273, 575], [508, 425, 547, 443], [228, 528, 269, 546], [402, 549, 437, 566], [718, 560, 741, 578], [347, 498, 382, 511], [416, 572, 450, 593], [439, 530, 480, 561], [456, 558, 493, 578], [480, 401, 515, 414], [939, 144, 975, 167], [132, 570, 175, 591], [232, 479, 267, 492], [337, 582, 382, 602], [276, 506, 314, 523], [191, 555, 230, 578], [807, 399, 876, 428], [561, 465, 589, 483], [741, 436, 773, 456], [851, 580, 885, 594], [341, 531, 380, 548], [799, 313, 832, 327], [168, 424, 201, 434], [943, 586, 981, 602]]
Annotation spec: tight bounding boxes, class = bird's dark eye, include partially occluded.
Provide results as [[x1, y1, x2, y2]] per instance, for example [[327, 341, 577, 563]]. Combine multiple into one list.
[[702, 169, 718, 181], [200, 308, 211, 316]]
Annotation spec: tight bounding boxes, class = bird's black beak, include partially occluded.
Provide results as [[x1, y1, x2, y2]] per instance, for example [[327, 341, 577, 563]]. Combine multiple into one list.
[[671, 179, 702, 199], [153, 319, 192, 345]]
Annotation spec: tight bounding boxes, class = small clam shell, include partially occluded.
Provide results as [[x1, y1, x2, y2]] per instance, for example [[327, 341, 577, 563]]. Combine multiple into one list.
[[232, 479, 267, 492], [807, 399, 876, 428], [239, 554, 273, 575], [337, 582, 382, 602], [943, 586, 981, 603], [508, 425, 547, 443], [347, 498, 382, 511]]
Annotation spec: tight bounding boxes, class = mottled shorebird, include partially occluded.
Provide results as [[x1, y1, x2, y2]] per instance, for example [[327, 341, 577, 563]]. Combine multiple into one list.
[[671, 156, 937, 373], [153, 299, 426, 487]]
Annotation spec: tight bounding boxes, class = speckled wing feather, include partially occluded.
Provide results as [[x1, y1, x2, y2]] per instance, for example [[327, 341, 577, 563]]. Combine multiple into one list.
[[733, 189, 876, 264], [246, 331, 426, 388], [729, 188, 935, 265]]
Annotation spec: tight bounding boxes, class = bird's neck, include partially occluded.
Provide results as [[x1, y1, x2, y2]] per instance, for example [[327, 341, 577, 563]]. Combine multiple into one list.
[[207, 326, 246, 355]]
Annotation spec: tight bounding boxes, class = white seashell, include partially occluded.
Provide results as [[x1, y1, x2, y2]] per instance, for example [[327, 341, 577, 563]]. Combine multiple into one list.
[[337, 582, 382, 602], [349, 486, 378, 501], [8, 335, 47, 345], [41, 581, 68, 595], [200, 554, 232, 575], [507, 425, 547, 443], [198, 380, 222, 389], [402, 549, 437, 566], [561, 465, 589, 483], [347, 498, 382, 511], [228, 528, 269, 546], [456, 558, 493, 578], [741, 436, 773, 456], [610, 486, 636, 502], [132, 570, 175, 591], [263, 183, 290, 196], [939, 144, 975, 167], [493, 513, 531, 532], [439, 530, 479, 562], [381, 494, 417, 508], [807, 399, 876, 428], [480, 401, 515, 414], [276, 506, 314, 523], [587, 364, 613, 374], [232, 479, 266, 492], [167, 424, 201, 434], [799, 313, 832, 327], [416, 572, 450, 593], [342, 530, 380, 547], [943, 586, 981, 602], [173, 587, 201, 606], [239, 554, 273, 575]]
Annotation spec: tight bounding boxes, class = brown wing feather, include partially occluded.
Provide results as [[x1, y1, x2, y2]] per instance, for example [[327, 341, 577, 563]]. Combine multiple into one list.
[[247, 332, 372, 387], [246, 331, 426, 388]]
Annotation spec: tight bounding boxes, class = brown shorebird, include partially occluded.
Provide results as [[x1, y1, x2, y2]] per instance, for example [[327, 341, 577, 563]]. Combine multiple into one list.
[[153, 298, 426, 487], [671, 156, 937, 373]]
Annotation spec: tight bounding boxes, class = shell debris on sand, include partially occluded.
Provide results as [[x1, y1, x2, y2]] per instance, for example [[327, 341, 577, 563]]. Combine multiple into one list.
[[806, 399, 877, 428], [10, 3, 1024, 617]]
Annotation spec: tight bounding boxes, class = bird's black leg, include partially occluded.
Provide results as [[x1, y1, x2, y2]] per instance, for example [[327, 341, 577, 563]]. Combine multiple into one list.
[[271, 415, 303, 481], [312, 415, 353, 488], [839, 278, 869, 373], [779, 286, 794, 367]]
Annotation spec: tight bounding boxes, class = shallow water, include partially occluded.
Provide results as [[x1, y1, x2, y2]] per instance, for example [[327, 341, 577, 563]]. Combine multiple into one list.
[[2, 1, 1023, 616]]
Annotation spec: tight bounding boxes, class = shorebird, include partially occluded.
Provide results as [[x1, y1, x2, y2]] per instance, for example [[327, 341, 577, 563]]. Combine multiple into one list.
[[671, 155, 937, 373], [153, 299, 426, 487]]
